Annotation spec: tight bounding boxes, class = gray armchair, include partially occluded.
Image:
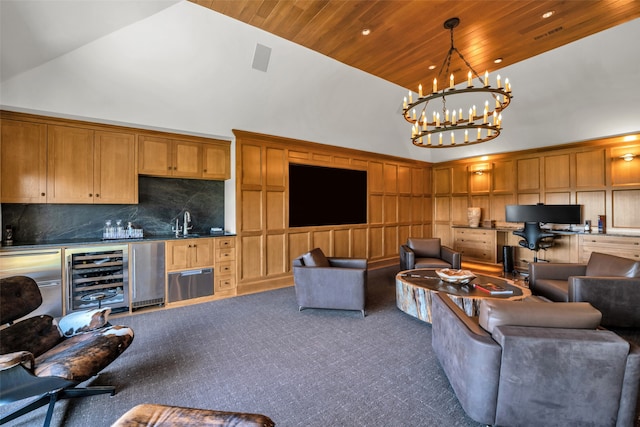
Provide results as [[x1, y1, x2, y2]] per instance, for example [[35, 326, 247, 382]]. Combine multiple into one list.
[[293, 248, 367, 317], [431, 293, 640, 426], [399, 237, 461, 271], [529, 251, 640, 327]]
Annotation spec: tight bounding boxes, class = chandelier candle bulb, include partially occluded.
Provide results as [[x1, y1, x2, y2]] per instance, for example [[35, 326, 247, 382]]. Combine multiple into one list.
[[436, 112, 440, 127], [465, 130, 469, 142], [433, 78, 437, 93], [459, 108, 463, 120], [473, 105, 477, 117], [497, 74, 501, 88], [412, 109, 416, 120], [452, 111, 457, 125], [439, 133, 443, 145], [505, 78, 511, 92], [484, 71, 489, 86], [469, 108, 473, 122], [450, 74, 454, 89], [428, 134, 432, 145], [419, 84, 423, 97], [403, 97, 407, 109], [477, 128, 482, 140], [467, 71, 472, 87], [445, 109, 450, 122], [408, 91, 412, 103], [451, 132, 455, 144]]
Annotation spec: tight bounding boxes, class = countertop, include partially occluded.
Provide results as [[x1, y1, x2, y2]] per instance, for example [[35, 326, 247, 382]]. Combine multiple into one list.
[[451, 225, 640, 238], [0, 232, 236, 252]]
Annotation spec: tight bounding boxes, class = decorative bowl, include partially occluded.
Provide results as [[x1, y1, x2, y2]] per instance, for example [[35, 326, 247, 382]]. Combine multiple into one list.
[[435, 269, 476, 284]]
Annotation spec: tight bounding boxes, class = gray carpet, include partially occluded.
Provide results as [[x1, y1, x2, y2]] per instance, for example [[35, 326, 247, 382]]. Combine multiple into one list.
[[1, 267, 482, 426]]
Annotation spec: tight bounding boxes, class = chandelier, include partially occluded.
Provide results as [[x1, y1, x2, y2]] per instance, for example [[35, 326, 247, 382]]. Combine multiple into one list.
[[402, 17, 513, 148]]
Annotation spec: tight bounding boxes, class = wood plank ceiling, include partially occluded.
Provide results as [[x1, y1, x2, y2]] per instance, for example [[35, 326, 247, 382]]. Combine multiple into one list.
[[190, 0, 640, 90]]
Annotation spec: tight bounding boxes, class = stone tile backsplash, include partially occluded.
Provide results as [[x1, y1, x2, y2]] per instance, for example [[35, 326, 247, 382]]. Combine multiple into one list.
[[1, 177, 224, 243]]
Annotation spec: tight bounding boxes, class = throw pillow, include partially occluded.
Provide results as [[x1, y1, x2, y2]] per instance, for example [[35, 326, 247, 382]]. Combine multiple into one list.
[[58, 307, 111, 337], [301, 248, 330, 267]]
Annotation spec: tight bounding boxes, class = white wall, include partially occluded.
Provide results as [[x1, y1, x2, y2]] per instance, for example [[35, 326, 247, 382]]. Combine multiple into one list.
[[1, 2, 639, 230]]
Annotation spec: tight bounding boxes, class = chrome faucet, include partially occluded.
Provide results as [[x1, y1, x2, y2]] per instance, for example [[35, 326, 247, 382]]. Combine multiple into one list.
[[183, 211, 192, 237]]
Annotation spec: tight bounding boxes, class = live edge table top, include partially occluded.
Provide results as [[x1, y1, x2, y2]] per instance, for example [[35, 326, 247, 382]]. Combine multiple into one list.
[[395, 269, 531, 324]]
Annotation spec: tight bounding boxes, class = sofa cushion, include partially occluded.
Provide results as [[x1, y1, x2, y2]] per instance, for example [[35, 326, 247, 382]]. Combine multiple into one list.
[[586, 251, 640, 278], [479, 299, 601, 335], [301, 248, 330, 267], [530, 279, 569, 302], [414, 258, 452, 269], [407, 238, 440, 258]]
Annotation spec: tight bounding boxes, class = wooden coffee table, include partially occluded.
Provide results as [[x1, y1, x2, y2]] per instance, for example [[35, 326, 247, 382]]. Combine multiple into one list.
[[396, 268, 531, 324]]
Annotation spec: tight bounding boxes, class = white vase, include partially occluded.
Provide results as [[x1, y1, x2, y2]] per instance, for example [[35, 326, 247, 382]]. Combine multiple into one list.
[[467, 207, 481, 227]]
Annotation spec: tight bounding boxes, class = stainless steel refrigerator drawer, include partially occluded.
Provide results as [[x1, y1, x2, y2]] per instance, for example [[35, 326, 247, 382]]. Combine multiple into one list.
[[168, 268, 213, 302]]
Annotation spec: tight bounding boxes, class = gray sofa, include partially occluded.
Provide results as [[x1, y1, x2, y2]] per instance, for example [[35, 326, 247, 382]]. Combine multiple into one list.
[[529, 251, 640, 327], [399, 237, 461, 270], [431, 293, 640, 426], [292, 248, 367, 317]]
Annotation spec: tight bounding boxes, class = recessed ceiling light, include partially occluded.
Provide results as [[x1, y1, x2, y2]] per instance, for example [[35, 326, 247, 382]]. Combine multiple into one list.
[[361, 28, 371, 36], [494, 58, 503, 64], [542, 10, 555, 19], [428, 65, 436, 70]]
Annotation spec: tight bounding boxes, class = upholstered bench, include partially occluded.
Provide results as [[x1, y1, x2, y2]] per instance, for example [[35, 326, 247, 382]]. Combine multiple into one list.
[[111, 403, 275, 427]]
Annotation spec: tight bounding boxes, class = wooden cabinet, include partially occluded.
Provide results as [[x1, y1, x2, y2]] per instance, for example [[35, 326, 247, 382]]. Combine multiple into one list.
[[578, 234, 640, 262], [453, 227, 505, 264], [214, 237, 236, 295], [47, 126, 137, 204], [139, 136, 230, 180], [165, 238, 214, 271], [202, 143, 231, 180], [1, 120, 136, 204], [0, 119, 47, 203]]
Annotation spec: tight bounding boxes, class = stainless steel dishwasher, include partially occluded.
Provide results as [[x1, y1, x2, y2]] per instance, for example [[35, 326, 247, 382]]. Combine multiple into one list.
[[0, 248, 63, 318], [130, 241, 166, 310], [168, 268, 213, 302]]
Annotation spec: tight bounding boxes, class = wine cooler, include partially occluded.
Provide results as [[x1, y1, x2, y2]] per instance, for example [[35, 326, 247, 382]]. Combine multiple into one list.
[[65, 244, 129, 313]]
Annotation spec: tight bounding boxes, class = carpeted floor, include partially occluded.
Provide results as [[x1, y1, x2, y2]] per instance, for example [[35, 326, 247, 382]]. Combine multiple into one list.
[[2, 266, 484, 427]]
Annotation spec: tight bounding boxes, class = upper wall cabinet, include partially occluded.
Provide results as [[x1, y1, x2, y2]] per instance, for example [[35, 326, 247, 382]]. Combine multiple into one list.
[[1, 119, 47, 203], [47, 126, 137, 204], [1, 119, 137, 204], [138, 135, 230, 180]]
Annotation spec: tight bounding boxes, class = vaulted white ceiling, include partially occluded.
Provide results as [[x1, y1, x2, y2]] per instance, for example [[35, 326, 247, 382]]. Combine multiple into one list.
[[1, 1, 639, 164]]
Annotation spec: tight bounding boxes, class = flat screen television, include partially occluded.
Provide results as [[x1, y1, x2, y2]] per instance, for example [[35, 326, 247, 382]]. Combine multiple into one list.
[[289, 164, 367, 227], [505, 204, 581, 224]]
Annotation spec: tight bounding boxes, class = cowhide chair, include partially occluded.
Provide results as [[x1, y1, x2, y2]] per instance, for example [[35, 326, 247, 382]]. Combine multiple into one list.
[[0, 275, 134, 427]]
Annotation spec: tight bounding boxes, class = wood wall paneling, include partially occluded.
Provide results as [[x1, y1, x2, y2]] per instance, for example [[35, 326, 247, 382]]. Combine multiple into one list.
[[398, 166, 411, 194], [334, 229, 351, 257], [576, 190, 606, 226], [544, 154, 571, 189], [470, 167, 490, 193], [384, 226, 398, 257], [434, 197, 451, 222], [241, 144, 263, 185], [545, 192, 571, 205], [451, 165, 468, 194], [266, 147, 286, 186], [369, 194, 383, 224], [241, 190, 263, 231], [384, 195, 398, 223], [384, 163, 398, 193], [517, 157, 540, 191], [451, 196, 469, 225], [434, 168, 451, 194], [241, 235, 263, 280], [352, 228, 368, 258], [369, 227, 384, 258], [411, 167, 424, 195], [576, 149, 606, 188], [612, 189, 640, 228], [266, 234, 286, 276], [369, 161, 384, 193], [518, 193, 540, 205], [492, 160, 514, 192], [398, 195, 411, 223], [266, 191, 285, 230], [490, 194, 515, 224]]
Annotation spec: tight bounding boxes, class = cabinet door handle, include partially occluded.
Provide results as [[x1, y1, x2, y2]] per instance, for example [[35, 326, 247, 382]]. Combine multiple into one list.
[[41, 192, 46, 196], [95, 194, 100, 198], [168, 166, 172, 170], [88, 193, 92, 197], [203, 169, 207, 172]]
